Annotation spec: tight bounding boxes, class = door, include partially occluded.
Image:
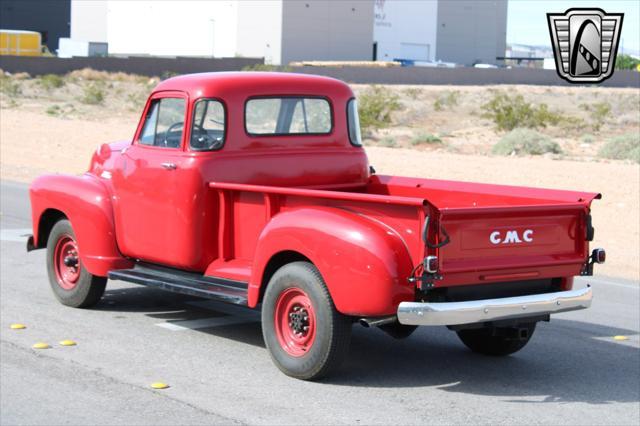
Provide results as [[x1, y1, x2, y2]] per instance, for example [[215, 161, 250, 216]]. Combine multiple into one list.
[[111, 92, 189, 266]]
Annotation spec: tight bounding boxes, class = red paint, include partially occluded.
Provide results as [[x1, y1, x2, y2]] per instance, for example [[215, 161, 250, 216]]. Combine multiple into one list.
[[274, 287, 317, 357], [53, 235, 80, 290], [29, 72, 602, 317]]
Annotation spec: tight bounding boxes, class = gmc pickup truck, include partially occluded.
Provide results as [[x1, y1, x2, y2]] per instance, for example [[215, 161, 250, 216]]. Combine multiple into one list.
[[28, 72, 604, 380]]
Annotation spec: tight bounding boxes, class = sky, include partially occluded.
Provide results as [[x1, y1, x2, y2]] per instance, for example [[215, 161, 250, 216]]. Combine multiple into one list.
[[507, 0, 640, 55]]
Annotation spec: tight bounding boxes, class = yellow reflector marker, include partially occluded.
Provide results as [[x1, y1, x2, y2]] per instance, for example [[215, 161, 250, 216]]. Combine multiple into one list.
[[150, 382, 169, 389], [32, 342, 50, 349], [10, 324, 26, 329], [613, 335, 629, 341], [59, 340, 77, 346]]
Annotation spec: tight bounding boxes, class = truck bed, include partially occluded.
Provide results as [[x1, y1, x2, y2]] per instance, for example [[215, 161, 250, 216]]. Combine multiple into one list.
[[207, 174, 600, 288]]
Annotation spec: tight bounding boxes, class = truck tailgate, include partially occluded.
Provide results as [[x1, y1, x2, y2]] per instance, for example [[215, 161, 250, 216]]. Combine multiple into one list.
[[413, 179, 601, 286]]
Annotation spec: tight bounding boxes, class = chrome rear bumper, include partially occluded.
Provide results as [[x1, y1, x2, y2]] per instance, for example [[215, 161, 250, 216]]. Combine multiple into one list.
[[397, 286, 592, 326]]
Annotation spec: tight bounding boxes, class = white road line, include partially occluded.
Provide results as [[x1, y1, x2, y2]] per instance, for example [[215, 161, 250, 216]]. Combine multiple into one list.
[[156, 315, 259, 331], [0, 228, 32, 242]]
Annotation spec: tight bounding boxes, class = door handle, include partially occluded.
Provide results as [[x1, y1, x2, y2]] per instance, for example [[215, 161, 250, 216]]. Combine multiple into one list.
[[161, 162, 177, 170]]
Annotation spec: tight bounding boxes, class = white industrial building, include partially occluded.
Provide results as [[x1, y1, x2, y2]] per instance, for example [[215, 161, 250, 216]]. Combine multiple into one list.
[[66, 0, 507, 66], [373, 0, 508, 66], [69, 0, 373, 65]]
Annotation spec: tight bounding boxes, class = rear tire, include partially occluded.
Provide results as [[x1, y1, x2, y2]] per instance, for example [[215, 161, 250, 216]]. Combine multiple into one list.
[[261, 261, 351, 380], [46, 219, 106, 308], [456, 323, 536, 356]]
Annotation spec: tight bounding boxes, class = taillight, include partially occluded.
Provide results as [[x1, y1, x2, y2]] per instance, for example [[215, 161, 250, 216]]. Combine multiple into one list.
[[592, 248, 606, 264], [424, 256, 439, 274]]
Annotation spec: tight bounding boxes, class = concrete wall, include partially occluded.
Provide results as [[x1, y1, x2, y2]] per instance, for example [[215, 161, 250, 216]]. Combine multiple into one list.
[[292, 66, 640, 88], [0, 56, 262, 77], [0, 0, 71, 51], [1, 55, 638, 88], [236, 0, 282, 64], [280, 0, 374, 65], [435, 0, 508, 66], [374, 0, 438, 62]]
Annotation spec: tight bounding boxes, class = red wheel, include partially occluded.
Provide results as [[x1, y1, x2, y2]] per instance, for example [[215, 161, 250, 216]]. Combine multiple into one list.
[[53, 235, 80, 290], [274, 287, 317, 357], [262, 262, 351, 380], [46, 219, 107, 308]]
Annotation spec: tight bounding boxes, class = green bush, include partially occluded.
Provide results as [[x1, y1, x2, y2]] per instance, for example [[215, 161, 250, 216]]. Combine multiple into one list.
[[81, 83, 105, 105], [615, 54, 640, 70], [581, 134, 595, 144], [127, 92, 147, 110], [46, 105, 61, 116], [433, 91, 459, 111], [403, 87, 421, 100], [39, 74, 65, 90], [241, 64, 291, 72], [598, 133, 640, 163], [0, 75, 21, 97], [492, 128, 562, 156], [579, 102, 611, 131], [481, 92, 563, 130], [411, 133, 442, 145], [358, 85, 401, 132], [378, 136, 397, 148]]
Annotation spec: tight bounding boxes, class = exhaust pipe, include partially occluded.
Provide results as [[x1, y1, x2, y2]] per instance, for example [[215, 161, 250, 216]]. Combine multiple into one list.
[[359, 315, 397, 328]]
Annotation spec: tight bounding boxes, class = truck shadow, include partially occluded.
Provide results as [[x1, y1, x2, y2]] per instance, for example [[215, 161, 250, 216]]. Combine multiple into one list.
[[331, 321, 640, 405], [99, 285, 639, 404]]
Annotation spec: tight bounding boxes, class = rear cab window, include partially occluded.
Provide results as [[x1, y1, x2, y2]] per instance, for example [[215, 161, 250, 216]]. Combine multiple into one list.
[[245, 97, 332, 136]]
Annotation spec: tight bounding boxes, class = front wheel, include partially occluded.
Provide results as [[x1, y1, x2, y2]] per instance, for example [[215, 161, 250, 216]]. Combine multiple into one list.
[[261, 261, 351, 380], [456, 322, 536, 356], [46, 219, 107, 308]]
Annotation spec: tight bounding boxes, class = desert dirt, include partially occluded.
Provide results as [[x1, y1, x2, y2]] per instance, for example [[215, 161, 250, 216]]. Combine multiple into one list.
[[0, 70, 638, 280]]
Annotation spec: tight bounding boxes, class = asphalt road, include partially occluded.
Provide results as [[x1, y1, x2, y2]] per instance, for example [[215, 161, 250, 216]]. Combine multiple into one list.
[[1, 181, 639, 426]]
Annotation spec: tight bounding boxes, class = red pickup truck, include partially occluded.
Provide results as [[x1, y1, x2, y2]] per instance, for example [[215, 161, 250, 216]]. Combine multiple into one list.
[[28, 72, 604, 380]]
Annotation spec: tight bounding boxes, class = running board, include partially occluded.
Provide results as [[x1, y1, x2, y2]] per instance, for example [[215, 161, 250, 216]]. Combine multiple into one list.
[[108, 263, 248, 305]]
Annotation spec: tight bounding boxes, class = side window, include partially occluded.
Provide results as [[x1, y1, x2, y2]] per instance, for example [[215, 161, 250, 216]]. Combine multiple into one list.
[[245, 97, 332, 135], [190, 99, 225, 151], [138, 97, 185, 148], [347, 99, 362, 146]]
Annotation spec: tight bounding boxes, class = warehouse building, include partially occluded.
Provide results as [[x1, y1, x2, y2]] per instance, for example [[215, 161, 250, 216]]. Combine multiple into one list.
[[69, 0, 373, 65], [374, 0, 508, 66]]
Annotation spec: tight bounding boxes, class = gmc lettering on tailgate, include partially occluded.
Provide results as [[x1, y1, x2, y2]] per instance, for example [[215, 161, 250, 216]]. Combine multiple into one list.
[[490, 229, 534, 245]]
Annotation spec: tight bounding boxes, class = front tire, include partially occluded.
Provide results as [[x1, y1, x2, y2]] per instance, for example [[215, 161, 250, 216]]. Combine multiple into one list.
[[456, 322, 536, 356], [46, 219, 106, 308], [261, 261, 351, 380]]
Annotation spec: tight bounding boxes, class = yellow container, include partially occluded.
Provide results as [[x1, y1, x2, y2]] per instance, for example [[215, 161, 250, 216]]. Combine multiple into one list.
[[0, 30, 42, 56]]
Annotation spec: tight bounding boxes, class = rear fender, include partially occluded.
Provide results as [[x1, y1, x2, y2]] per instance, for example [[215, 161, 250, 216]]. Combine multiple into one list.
[[250, 207, 414, 316], [30, 173, 132, 276]]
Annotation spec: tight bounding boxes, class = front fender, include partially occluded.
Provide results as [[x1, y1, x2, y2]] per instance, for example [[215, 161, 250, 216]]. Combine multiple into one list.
[[30, 173, 132, 276], [250, 207, 414, 316]]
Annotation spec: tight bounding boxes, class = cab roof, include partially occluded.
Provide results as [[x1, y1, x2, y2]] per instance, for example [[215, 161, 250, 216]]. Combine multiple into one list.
[[153, 72, 354, 99]]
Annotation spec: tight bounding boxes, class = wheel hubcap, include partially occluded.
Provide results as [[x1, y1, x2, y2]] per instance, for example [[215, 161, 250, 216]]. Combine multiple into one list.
[[54, 235, 80, 290], [274, 287, 317, 357]]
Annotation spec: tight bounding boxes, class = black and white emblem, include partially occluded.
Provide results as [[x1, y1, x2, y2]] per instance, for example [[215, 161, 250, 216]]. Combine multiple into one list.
[[547, 8, 623, 83]]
